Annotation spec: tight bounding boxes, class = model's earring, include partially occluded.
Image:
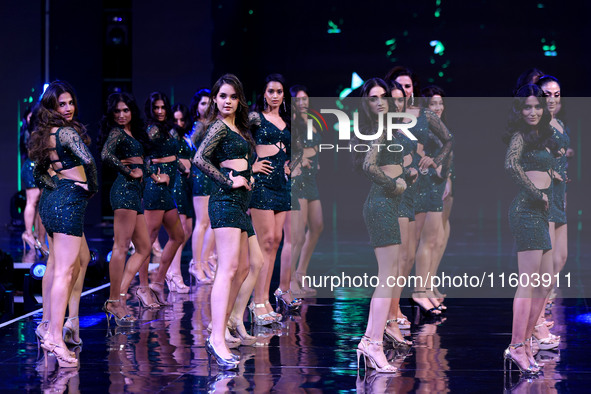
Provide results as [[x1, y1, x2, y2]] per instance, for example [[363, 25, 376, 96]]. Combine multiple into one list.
[[264, 98, 268, 110], [410, 92, 415, 107], [282, 100, 286, 112]]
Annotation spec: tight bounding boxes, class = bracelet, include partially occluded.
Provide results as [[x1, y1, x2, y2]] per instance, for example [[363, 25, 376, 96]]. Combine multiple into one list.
[[157, 175, 161, 181]]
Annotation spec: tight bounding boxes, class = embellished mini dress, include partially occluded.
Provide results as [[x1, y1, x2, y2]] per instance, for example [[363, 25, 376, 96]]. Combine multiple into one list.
[[172, 131, 196, 218], [299, 128, 321, 201], [548, 119, 569, 225], [396, 131, 420, 221], [249, 112, 291, 212], [101, 127, 146, 213], [506, 132, 554, 251], [143, 124, 180, 212], [195, 119, 255, 236], [408, 108, 453, 213], [36, 127, 98, 237], [190, 121, 214, 196], [362, 133, 407, 248]]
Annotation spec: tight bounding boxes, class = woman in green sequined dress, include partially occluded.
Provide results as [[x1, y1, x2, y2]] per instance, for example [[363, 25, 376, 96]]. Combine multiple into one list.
[[503, 84, 558, 375]]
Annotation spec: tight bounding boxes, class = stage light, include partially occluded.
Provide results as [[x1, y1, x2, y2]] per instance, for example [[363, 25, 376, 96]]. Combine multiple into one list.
[[576, 313, 591, 324], [434, 8, 441, 17], [220, 41, 225, 46], [30, 262, 46, 280], [339, 87, 353, 99], [327, 20, 341, 34], [430, 40, 445, 55], [43, 84, 49, 94], [249, 10, 253, 15], [106, 251, 112, 263], [351, 72, 363, 90], [537, 3, 544, 8]]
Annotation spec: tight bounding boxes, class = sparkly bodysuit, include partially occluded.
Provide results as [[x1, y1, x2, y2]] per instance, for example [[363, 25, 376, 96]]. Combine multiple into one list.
[[408, 108, 453, 213], [362, 133, 406, 248], [101, 127, 146, 213], [548, 119, 569, 224], [143, 124, 179, 211], [190, 121, 214, 196], [35, 127, 98, 237], [195, 119, 254, 236], [505, 132, 554, 251], [299, 127, 321, 201], [249, 112, 291, 211], [172, 130, 196, 218]]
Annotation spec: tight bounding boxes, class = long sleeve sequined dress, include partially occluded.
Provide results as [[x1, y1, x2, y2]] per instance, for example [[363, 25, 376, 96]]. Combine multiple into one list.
[[101, 127, 146, 213], [143, 124, 179, 211], [172, 130, 196, 218], [548, 119, 569, 225], [408, 108, 453, 213], [505, 132, 554, 251], [194, 119, 255, 236], [362, 133, 406, 248], [248, 112, 291, 211], [190, 121, 214, 196], [35, 127, 98, 237]]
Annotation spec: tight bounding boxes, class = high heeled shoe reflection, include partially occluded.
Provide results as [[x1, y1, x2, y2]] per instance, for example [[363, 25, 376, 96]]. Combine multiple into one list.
[[413, 323, 449, 393], [40, 367, 80, 394]]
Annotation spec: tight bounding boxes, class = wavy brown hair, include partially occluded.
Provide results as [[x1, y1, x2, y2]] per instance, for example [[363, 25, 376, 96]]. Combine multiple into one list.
[[28, 80, 89, 162], [205, 74, 255, 149]]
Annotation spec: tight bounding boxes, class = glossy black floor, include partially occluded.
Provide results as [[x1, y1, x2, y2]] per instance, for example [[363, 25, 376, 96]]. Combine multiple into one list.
[[1, 226, 590, 392]]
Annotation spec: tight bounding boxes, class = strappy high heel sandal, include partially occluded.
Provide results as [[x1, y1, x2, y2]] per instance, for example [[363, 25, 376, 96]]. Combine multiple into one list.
[[149, 282, 170, 306], [503, 342, 540, 376], [165, 273, 190, 294], [248, 303, 275, 326], [409, 291, 441, 316], [188, 260, 213, 285], [41, 336, 78, 368], [34, 237, 50, 257], [102, 300, 134, 328], [135, 286, 160, 309], [384, 320, 412, 346], [533, 323, 560, 350], [295, 272, 317, 296], [357, 335, 397, 373], [22, 231, 36, 252], [35, 320, 49, 351], [228, 318, 258, 346], [264, 300, 282, 321], [274, 288, 302, 312], [396, 315, 411, 330], [62, 316, 84, 345]]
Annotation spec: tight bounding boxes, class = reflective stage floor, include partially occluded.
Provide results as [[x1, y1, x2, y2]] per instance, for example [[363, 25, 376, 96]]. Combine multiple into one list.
[[0, 289, 590, 392], [0, 223, 590, 392]]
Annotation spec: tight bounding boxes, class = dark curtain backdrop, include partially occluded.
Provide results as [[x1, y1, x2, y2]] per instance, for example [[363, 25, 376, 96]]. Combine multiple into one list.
[[1, 0, 588, 236]]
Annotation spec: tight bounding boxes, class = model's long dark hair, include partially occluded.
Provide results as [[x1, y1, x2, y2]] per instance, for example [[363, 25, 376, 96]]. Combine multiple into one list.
[[289, 85, 309, 168], [172, 103, 192, 138], [503, 84, 557, 154], [513, 68, 545, 95], [29, 80, 89, 162], [255, 74, 291, 130], [206, 74, 255, 150], [384, 66, 420, 100], [421, 85, 447, 124], [536, 74, 567, 122], [144, 91, 174, 132], [352, 78, 391, 172], [98, 92, 149, 151], [190, 88, 211, 122]]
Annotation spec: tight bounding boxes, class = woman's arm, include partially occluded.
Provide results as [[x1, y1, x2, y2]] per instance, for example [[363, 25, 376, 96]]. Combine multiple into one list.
[[425, 109, 453, 176], [60, 127, 98, 193], [101, 128, 132, 176], [504, 132, 545, 201], [194, 121, 233, 190], [362, 134, 406, 195]]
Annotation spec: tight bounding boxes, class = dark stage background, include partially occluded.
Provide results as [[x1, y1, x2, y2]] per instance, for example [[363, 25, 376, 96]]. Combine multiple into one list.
[[2, 0, 589, 240]]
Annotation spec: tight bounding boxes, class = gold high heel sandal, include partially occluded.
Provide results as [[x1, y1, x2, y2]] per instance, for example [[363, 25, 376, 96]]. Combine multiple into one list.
[[41, 335, 78, 368], [135, 286, 160, 308], [149, 282, 170, 306], [63, 316, 84, 345], [188, 260, 213, 284], [165, 273, 190, 294], [356, 336, 397, 373]]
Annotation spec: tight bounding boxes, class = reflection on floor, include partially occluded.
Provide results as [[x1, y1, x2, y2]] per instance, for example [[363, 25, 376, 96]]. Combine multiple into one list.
[[0, 286, 589, 392], [0, 223, 590, 392]]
